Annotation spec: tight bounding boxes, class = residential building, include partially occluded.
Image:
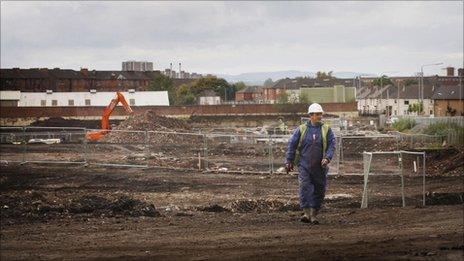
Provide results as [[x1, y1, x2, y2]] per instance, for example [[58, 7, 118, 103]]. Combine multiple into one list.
[[357, 84, 435, 116], [262, 77, 356, 103], [432, 85, 464, 116], [0, 68, 160, 92], [235, 86, 263, 102]]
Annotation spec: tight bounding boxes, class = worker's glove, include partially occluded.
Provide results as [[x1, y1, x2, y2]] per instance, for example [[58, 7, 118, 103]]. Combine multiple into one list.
[[285, 162, 294, 173], [321, 158, 330, 168]]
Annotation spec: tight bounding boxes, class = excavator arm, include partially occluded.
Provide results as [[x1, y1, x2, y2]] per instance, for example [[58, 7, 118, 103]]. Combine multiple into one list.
[[86, 92, 133, 141]]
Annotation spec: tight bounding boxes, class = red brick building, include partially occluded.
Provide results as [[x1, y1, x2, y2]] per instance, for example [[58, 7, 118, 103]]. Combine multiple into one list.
[[235, 86, 263, 102], [0, 68, 198, 92]]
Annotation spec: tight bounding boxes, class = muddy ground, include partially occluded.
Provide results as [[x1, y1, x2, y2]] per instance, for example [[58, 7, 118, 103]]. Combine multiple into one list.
[[0, 163, 462, 260]]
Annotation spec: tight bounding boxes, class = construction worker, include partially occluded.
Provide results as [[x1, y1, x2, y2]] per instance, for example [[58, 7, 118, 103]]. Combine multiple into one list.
[[285, 103, 336, 224]]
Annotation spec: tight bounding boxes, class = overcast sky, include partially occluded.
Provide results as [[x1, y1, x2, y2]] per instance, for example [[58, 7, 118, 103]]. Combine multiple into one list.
[[1, 1, 463, 76]]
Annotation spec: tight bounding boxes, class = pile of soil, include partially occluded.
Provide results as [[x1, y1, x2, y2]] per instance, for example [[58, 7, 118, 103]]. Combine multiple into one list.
[[103, 110, 196, 144], [425, 147, 464, 175], [425, 192, 464, 205], [30, 117, 105, 129], [0, 193, 160, 221], [113, 110, 191, 132]]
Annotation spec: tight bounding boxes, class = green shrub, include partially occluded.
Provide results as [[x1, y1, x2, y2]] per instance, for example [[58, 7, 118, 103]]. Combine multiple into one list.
[[423, 122, 464, 139], [392, 118, 416, 132]]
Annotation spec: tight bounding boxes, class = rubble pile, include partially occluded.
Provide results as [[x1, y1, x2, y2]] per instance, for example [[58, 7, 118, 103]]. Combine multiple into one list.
[[103, 110, 198, 144]]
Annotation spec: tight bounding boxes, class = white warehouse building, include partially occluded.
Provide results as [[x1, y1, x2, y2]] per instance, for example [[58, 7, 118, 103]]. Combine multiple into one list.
[[0, 90, 170, 107]]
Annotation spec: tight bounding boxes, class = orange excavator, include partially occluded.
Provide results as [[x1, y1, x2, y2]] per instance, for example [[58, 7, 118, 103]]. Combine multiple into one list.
[[86, 92, 133, 141]]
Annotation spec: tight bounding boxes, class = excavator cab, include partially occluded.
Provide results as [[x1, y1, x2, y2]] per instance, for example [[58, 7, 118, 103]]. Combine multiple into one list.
[[86, 92, 133, 141]]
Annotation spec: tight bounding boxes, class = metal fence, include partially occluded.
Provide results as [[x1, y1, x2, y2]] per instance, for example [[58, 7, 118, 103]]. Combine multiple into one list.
[[361, 151, 426, 208], [0, 126, 441, 175], [397, 116, 464, 126]]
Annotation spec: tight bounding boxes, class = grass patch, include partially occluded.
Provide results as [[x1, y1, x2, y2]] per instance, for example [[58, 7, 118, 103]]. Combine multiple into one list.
[[392, 118, 416, 132], [423, 122, 464, 136], [423, 122, 464, 145]]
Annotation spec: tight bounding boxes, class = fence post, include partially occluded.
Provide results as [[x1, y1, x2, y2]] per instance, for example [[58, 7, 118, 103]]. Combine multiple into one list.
[[399, 152, 406, 207], [83, 128, 88, 166], [203, 133, 208, 170], [340, 136, 343, 164], [337, 135, 341, 175], [21, 126, 27, 164], [422, 152, 426, 207], [145, 130, 149, 167], [268, 134, 273, 174]]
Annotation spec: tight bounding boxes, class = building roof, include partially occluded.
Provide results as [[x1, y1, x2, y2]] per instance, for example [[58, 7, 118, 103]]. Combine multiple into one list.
[[358, 84, 436, 100], [432, 85, 464, 100], [236, 86, 263, 93], [269, 77, 355, 89]]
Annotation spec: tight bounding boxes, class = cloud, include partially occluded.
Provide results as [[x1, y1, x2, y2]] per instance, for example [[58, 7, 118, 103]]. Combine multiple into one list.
[[1, 1, 462, 75]]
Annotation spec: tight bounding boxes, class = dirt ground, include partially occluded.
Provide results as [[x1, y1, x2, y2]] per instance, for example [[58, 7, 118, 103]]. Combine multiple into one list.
[[1, 163, 462, 260]]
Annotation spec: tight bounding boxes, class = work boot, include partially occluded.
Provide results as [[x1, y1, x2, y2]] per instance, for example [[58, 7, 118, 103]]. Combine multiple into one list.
[[310, 208, 319, 225], [300, 208, 311, 223]]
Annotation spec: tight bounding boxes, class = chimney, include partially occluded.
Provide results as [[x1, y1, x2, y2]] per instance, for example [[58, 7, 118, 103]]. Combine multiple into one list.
[[170, 63, 173, 78], [80, 68, 89, 76], [179, 62, 181, 79], [446, 67, 455, 76]]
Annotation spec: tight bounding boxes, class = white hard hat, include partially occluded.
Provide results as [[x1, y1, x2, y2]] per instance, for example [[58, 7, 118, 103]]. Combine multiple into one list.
[[308, 103, 324, 114]]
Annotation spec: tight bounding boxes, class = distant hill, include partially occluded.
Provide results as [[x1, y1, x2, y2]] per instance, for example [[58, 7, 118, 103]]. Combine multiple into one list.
[[216, 70, 375, 85]]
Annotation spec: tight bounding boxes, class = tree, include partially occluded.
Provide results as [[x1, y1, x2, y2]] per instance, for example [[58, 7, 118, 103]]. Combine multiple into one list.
[[148, 74, 175, 104], [373, 75, 393, 86], [277, 92, 289, 104], [299, 92, 311, 104], [408, 102, 423, 114], [189, 76, 231, 101], [148, 74, 173, 92], [263, 78, 274, 87], [316, 71, 335, 80], [174, 84, 196, 105], [234, 81, 246, 91]]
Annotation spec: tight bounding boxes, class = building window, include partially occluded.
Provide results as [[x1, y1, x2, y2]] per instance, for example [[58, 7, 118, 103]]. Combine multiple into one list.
[[41, 100, 46, 106], [404, 100, 409, 105], [68, 99, 74, 106], [51, 100, 58, 106], [129, 99, 135, 106], [430, 110, 433, 115], [394, 99, 397, 104], [85, 99, 91, 106]]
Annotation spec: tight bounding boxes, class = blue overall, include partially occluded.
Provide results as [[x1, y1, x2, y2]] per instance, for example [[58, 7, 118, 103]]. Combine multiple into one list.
[[286, 122, 336, 210]]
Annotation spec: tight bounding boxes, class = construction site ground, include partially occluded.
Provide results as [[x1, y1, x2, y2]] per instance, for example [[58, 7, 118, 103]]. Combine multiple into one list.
[[1, 163, 462, 260]]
